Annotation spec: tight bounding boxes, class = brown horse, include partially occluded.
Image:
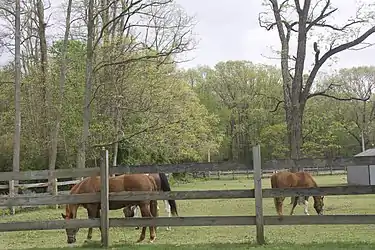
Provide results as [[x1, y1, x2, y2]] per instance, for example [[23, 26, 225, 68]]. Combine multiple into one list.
[[61, 174, 159, 244], [123, 173, 178, 231], [270, 171, 324, 217]]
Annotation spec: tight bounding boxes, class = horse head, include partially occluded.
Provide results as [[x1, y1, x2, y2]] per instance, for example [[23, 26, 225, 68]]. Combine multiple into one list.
[[61, 204, 80, 244], [313, 195, 324, 215]]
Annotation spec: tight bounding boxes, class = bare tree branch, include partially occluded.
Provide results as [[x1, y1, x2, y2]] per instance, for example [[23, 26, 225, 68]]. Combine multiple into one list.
[[303, 26, 375, 100], [91, 119, 182, 148]]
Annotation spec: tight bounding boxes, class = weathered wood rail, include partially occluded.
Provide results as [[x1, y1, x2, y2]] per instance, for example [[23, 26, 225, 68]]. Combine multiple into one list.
[[0, 167, 345, 191], [0, 155, 361, 182], [1, 146, 375, 247], [2, 185, 375, 208]]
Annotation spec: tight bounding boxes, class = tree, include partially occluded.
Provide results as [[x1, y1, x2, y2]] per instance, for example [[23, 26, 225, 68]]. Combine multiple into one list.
[[75, 0, 195, 169], [259, 0, 375, 168], [48, 0, 73, 194], [327, 66, 375, 151], [12, 0, 21, 214], [186, 61, 284, 163], [76, 0, 94, 170]]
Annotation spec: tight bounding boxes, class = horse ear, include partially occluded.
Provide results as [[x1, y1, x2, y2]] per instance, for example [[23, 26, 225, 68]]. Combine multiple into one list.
[[61, 213, 66, 219]]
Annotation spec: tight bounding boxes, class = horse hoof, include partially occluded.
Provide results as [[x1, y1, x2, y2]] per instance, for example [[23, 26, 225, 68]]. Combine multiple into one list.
[[135, 227, 140, 230], [136, 238, 144, 243], [149, 237, 156, 243], [166, 227, 171, 231]]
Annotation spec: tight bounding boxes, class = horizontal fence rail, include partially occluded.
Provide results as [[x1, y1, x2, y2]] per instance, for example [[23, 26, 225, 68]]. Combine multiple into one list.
[[0, 180, 79, 190], [0, 155, 374, 182], [0, 216, 256, 232], [0, 190, 255, 207], [0, 162, 250, 181], [0, 168, 345, 190], [263, 155, 375, 169], [1, 185, 375, 207], [262, 185, 375, 197], [0, 168, 347, 187], [2, 214, 375, 232]]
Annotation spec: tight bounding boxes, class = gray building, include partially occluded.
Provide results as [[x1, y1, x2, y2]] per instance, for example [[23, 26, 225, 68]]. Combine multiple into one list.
[[347, 148, 375, 185]]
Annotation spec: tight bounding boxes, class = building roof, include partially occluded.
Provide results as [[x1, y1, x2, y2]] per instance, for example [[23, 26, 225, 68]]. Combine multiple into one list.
[[354, 148, 375, 157]]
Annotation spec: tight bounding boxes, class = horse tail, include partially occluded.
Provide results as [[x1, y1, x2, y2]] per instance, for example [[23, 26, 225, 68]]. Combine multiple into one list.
[[270, 173, 278, 188], [305, 172, 318, 187], [159, 173, 178, 216], [270, 173, 284, 215]]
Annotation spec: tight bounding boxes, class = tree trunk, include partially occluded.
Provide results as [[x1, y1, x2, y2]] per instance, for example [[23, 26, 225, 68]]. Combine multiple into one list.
[[11, 0, 21, 215], [112, 106, 121, 177], [36, 0, 50, 188], [36, 0, 49, 143], [77, 0, 94, 170], [48, 0, 73, 198], [286, 102, 304, 171], [228, 117, 235, 161], [285, 99, 305, 205]]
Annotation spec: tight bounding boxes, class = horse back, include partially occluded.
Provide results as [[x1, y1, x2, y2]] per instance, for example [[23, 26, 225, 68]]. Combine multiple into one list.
[[294, 172, 317, 187], [270, 171, 298, 188], [70, 176, 101, 194], [113, 174, 157, 192]]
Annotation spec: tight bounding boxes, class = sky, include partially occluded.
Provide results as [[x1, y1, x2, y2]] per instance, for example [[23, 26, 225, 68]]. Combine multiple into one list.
[[2, 0, 375, 74], [173, 0, 375, 73]]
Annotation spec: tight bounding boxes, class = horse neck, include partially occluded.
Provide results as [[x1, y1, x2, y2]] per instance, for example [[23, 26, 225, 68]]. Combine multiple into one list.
[[310, 176, 319, 199], [66, 204, 79, 219]]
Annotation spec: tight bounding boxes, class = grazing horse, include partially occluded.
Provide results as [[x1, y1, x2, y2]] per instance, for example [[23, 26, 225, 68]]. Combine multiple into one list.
[[270, 171, 324, 217], [123, 173, 178, 231], [61, 174, 159, 244]]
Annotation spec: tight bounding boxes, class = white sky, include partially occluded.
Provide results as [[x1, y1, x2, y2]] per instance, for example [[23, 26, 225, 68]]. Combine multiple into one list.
[[174, 0, 375, 73], [1, 0, 375, 73]]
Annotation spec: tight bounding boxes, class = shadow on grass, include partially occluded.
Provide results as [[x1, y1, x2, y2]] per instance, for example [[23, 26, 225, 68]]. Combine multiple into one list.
[[10, 241, 375, 250]]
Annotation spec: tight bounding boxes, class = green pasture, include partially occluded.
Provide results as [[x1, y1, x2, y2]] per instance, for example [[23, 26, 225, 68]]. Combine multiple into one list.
[[1, 174, 375, 250]]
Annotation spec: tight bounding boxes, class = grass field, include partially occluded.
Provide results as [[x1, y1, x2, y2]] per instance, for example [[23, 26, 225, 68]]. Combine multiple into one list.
[[1, 174, 375, 250]]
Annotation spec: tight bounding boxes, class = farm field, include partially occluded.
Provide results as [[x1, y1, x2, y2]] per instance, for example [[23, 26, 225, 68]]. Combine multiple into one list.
[[1, 174, 375, 250]]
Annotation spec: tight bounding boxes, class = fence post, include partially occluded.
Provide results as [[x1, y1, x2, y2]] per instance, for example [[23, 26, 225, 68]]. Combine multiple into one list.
[[8, 180, 15, 215], [48, 170, 58, 209], [53, 178, 58, 209], [252, 144, 265, 245], [100, 148, 110, 247]]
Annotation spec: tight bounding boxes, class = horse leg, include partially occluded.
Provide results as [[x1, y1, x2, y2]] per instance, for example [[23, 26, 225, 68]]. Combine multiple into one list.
[[303, 196, 310, 215], [93, 207, 103, 244], [164, 200, 171, 231], [85, 205, 100, 242], [289, 196, 294, 205], [86, 209, 95, 241], [150, 200, 159, 232], [134, 206, 140, 230], [274, 197, 285, 217], [137, 202, 156, 243], [290, 195, 299, 215]]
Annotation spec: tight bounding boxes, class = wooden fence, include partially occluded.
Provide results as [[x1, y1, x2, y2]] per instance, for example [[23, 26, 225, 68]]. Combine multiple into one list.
[[0, 167, 345, 195], [1, 146, 375, 247]]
